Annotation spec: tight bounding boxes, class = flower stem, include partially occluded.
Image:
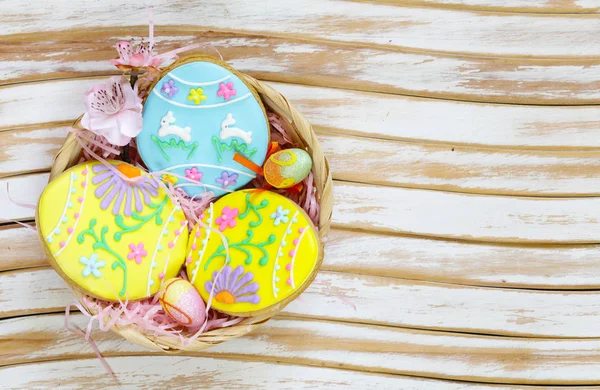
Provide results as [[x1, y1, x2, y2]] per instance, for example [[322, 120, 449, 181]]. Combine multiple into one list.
[[121, 72, 139, 163]]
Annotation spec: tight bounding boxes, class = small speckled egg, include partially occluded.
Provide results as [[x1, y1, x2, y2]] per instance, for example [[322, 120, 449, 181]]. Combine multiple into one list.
[[264, 148, 312, 189], [158, 278, 206, 327]]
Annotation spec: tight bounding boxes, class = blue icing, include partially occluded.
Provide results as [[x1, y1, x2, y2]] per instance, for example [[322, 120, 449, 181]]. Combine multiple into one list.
[[137, 60, 269, 198]]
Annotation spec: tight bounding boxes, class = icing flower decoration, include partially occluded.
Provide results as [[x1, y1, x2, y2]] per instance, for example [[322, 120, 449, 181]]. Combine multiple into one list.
[[161, 173, 178, 185], [161, 79, 178, 98], [216, 172, 238, 189], [215, 206, 239, 232], [127, 243, 148, 265], [185, 167, 203, 182], [79, 254, 106, 278], [205, 265, 260, 304], [81, 76, 143, 146], [188, 88, 207, 105], [217, 82, 237, 101], [270, 206, 290, 226], [92, 163, 160, 216]]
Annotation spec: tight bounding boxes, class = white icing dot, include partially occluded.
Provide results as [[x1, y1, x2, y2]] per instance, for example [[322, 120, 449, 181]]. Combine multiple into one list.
[[195, 261, 200, 266], [201, 239, 207, 244], [162, 230, 168, 235], [149, 280, 155, 286], [282, 241, 287, 246], [152, 262, 157, 269], [191, 269, 197, 275], [275, 277, 280, 282], [286, 229, 292, 234], [278, 252, 283, 257], [275, 265, 280, 270], [47, 237, 53, 243]]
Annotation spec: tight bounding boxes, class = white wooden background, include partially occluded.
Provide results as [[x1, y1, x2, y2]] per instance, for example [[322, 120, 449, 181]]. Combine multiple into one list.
[[1, 0, 600, 388]]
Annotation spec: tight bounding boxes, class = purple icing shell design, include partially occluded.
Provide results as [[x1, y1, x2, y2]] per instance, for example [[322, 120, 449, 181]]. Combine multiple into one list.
[[205, 265, 260, 305], [92, 163, 160, 216]]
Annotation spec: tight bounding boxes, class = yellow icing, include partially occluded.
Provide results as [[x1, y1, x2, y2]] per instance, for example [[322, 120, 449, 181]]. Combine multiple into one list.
[[37, 161, 189, 301], [186, 189, 320, 316]]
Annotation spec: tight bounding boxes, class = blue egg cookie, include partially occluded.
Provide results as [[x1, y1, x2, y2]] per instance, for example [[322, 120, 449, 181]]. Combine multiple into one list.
[[137, 56, 269, 197]]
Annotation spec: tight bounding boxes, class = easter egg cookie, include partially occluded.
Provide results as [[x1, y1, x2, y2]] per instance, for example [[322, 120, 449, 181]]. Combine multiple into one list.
[[36, 161, 189, 301], [185, 190, 321, 316], [137, 56, 269, 198]]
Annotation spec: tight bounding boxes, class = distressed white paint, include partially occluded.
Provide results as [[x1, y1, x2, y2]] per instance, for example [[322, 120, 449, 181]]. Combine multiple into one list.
[[5, 314, 600, 384], [2, 1, 600, 56], [0, 355, 533, 389], [2, 79, 600, 148], [334, 182, 600, 243], [320, 133, 600, 196], [9, 173, 600, 243], [3, 35, 600, 104], [324, 229, 600, 288], [7, 223, 600, 289], [403, 0, 600, 12], [7, 126, 600, 196], [0, 173, 48, 221], [4, 268, 600, 337]]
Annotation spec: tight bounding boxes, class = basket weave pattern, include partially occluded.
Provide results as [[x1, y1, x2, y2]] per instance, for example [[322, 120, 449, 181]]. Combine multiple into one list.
[[49, 74, 333, 352]]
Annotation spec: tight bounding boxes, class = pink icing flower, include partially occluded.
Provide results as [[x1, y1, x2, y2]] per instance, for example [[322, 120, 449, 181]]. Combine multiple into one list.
[[185, 167, 203, 182], [215, 206, 239, 232], [81, 76, 143, 146], [127, 242, 148, 265], [217, 82, 237, 101], [109, 40, 164, 72]]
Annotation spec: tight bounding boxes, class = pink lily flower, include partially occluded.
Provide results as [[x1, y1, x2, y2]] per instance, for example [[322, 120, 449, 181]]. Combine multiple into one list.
[[81, 76, 143, 146]]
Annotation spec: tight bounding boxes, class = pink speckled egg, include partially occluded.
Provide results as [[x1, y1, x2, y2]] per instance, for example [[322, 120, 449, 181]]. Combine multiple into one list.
[[158, 278, 206, 327]]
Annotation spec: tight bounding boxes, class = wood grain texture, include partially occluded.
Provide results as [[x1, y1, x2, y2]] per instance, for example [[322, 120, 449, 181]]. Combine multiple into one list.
[[3, 356, 517, 390], [2, 1, 600, 56], [7, 223, 600, 289], [5, 267, 600, 338], [2, 31, 600, 104], [7, 122, 600, 196], [5, 314, 600, 384], [362, 0, 600, 13], [9, 172, 600, 244], [3, 79, 599, 150], [2, 1, 600, 385]]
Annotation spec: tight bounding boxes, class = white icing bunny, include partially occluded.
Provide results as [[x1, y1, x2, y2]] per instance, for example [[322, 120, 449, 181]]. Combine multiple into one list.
[[220, 113, 252, 144], [158, 111, 192, 142]]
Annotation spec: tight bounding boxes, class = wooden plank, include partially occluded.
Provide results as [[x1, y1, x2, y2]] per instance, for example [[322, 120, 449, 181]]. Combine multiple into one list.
[[324, 229, 600, 289], [333, 182, 600, 244], [2, 79, 599, 149], [6, 223, 600, 289], [364, 0, 600, 13], [0, 225, 42, 271], [0, 357, 574, 389], [3, 32, 600, 104], [0, 173, 48, 221], [4, 313, 600, 384], [9, 172, 600, 244], [7, 124, 600, 196], [5, 267, 600, 337], [2, 1, 600, 56], [321, 133, 600, 196]]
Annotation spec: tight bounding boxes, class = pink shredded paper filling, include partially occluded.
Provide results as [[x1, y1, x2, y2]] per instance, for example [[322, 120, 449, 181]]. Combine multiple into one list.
[[66, 108, 321, 343]]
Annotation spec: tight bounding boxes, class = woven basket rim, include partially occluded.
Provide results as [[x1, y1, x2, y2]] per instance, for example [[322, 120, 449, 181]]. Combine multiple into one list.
[[45, 67, 333, 352]]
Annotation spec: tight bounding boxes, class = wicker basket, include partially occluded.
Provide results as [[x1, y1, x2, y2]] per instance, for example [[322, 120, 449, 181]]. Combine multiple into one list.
[[48, 73, 333, 352]]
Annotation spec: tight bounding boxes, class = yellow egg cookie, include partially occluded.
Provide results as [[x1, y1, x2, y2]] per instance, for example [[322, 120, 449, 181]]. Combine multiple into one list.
[[36, 161, 189, 301], [185, 189, 321, 316]]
